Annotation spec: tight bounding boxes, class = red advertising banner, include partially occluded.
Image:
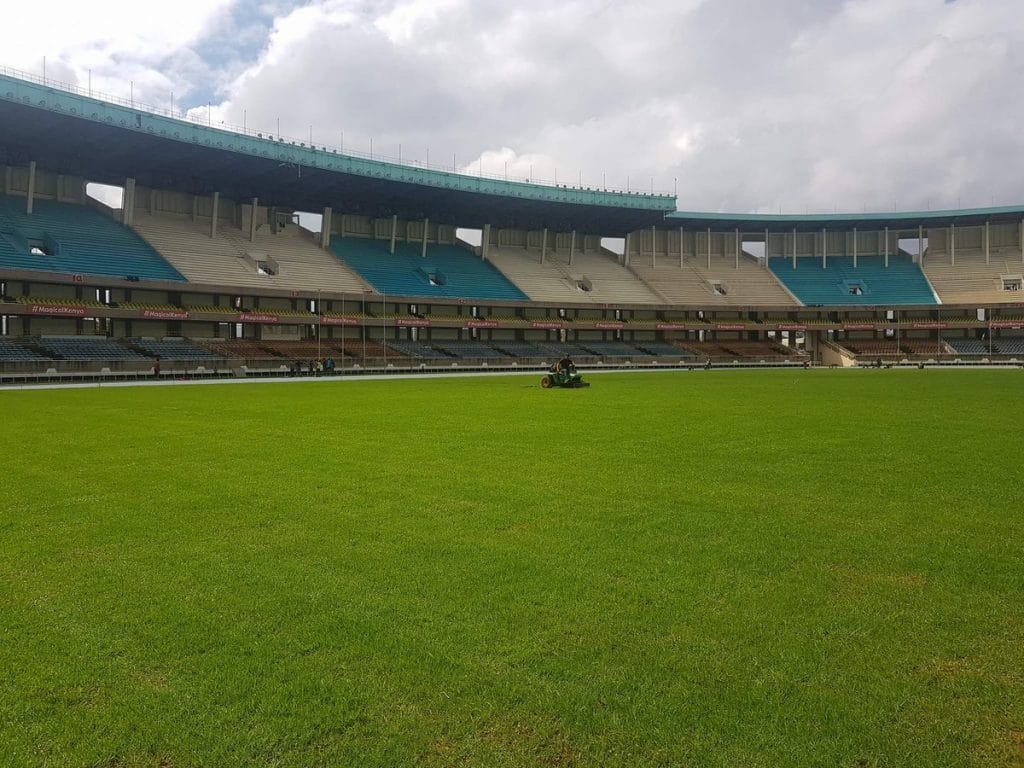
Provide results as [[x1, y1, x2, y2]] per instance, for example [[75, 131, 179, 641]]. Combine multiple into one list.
[[715, 323, 747, 331], [465, 319, 500, 329], [990, 321, 1024, 330], [911, 322, 948, 330], [655, 322, 690, 331], [319, 316, 359, 326], [530, 321, 565, 330], [842, 322, 879, 331], [141, 309, 190, 321], [29, 304, 88, 317], [395, 317, 431, 327], [775, 324, 808, 332], [593, 321, 625, 330], [238, 312, 280, 324]]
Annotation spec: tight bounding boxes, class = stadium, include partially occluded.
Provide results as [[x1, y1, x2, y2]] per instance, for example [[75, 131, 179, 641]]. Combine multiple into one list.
[[2, 45, 1024, 768]]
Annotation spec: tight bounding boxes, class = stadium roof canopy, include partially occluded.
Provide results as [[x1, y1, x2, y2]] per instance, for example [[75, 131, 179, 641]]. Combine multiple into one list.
[[0, 71, 675, 236], [664, 206, 1024, 232]]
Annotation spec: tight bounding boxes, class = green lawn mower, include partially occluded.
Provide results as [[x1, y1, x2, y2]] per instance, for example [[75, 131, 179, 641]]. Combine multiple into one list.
[[541, 364, 590, 388]]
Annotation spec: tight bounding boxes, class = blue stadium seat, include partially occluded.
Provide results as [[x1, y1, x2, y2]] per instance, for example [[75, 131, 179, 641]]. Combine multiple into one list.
[[768, 256, 937, 305], [329, 237, 527, 301], [0, 195, 185, 282]]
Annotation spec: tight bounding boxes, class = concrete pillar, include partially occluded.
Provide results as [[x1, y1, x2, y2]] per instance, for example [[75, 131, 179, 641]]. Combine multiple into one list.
[[1020, 220, 1023, 263], [984, 221, 990, 265], [792, 228, 797, 269], [148, 187, 156, 215], [569, 230, 577, 267], [191, 195, 198, 223], [541, 228, 548, 265], [884, 226, 889, 268], [706, 227, 711, 270], [679, 226, 684, 268], [918, 225, 924, 264], [734, 228, 740, 269], [389, 214, 398, 254], [822, 228, 827, 269], [421, 218, 429, 258], [122, 177, 136, 226], [622, 231, 629, 266], [764, 228, 770, 269], [26, 161, 36, 215], [321, 207, 333, 249], [481, 223, 491, 260], [210, 191, 219, 239], [950, 223, 955, 266], [250, 197, 258, 242], [3, 165, 10, 195], [853, 227, 858, 269]]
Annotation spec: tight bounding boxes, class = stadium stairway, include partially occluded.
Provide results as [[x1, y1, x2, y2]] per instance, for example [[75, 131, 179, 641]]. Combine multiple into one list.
[[0, 195, 185, 281]]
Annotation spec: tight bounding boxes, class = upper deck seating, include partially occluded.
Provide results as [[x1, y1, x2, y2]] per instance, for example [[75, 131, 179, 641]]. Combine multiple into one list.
[[485, 245, 661, 304], [631, 254, 797, 306], [132, 212, 368, 292], [769, 255, 937, 306], [0, 339, 49, 361], [330, 237, 528, 301], [0, 196, 185, 281], [923, 248, 1024, 305]]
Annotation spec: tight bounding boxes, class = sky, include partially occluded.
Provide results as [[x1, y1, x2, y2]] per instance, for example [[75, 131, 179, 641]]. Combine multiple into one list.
[[6, 0, 1024, 215]]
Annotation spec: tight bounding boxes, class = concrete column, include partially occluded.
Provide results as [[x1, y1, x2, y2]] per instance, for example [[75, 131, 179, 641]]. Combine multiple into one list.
[[853, 227, 858, 269], [122, 177, 136, 226], [421, 218, 429, 258], [191, 195, 198, 223], [481, 223, 491, 260], [649, 225, 656, 268], [569, 230, 577, 267], [792, 228, 797, 269], [250, 197, 258, 242], [26, 161, 36, 215], [3, 165, 10, 195], [764, 228, 770, 269], [149, 187, 156, 215], [984, 221, 990, 265], [210, 191, 219, 239], [1020, 220, 1023, 264], [950, 223, 955, 266], [822, 228, 827, 269], [706, 227, 711, 269], [918, 225, 924, 264], [389, 214, 398, 255], [541, 228, 548, 265], [679, 226, 684, 268], [884, 226, 889, 268], [622, 231, 629, 266], [321, 206, 333, 249], [734, 229, 740, 269]]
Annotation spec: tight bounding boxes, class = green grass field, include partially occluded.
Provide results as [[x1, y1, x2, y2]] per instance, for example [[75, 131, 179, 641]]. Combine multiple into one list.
[[2, 370, 1023, 767]]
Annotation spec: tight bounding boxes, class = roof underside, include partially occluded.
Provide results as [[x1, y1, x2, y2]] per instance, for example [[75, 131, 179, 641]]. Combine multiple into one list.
[[664, 207, 1024, 232]]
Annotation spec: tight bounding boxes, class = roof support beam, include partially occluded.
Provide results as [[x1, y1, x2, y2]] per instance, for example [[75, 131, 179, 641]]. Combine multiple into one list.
[[679, 226, 684, 268], [421, 218, 429, 258], [853, 227, 858, 269], [123, 177, 136, 226], [389, 214, 397, 255], [984, 221, 989, 265], [569, 230, 576, 267], [651, 225, 656, 268], [250, 197, 258, 242], [734, 228, 739, 269], [541, 228, 548, 265], [792, 228, 797, 269], [26, 160, 35, 215], [481, 223, 491, 261], [210, 191, 219, 239], [950, 223, 956, 266], [822, 228, 827, 269], [706, 227, 711, 270], [884, 226, 889, 268], [918, 225, 924, 264], [321, 207, 332, 250]]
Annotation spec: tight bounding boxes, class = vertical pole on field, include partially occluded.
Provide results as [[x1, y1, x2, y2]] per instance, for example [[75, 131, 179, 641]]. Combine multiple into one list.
[[389, 214, 398, 254], [250, 197, 258, 242], [541, 228, 548, 265], [421, 218, 429, 258], [984, 221, 990, 265], [26, 161, 36, 215], [792, 227, 797, 269], [210, 191, 219, 239], [884, 226, 889, 267]]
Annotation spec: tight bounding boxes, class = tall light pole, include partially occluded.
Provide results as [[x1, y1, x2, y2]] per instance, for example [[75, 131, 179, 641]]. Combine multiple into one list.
[[316, 288, 322, 365]]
